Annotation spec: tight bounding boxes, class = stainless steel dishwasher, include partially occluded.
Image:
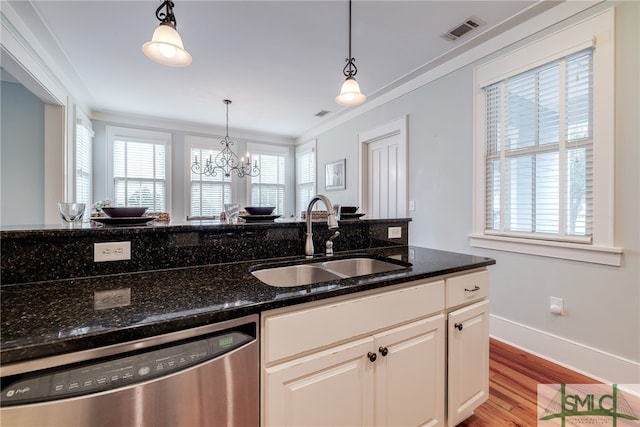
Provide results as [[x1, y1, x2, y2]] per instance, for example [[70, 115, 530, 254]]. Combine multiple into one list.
[[0, 314, 259, 427]]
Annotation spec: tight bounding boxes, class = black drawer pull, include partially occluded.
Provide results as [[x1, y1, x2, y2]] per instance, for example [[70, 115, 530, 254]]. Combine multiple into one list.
[[464, 285, 480, 292], [367, 352, 377, 362], [455, 323, 463, 331]]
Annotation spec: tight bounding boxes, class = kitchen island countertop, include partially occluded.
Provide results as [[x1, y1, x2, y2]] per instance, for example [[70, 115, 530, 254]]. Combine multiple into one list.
[[1, 246, 494, 365]]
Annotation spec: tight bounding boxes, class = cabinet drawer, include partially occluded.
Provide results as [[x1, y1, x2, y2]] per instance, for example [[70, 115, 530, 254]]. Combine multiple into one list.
[[446, 270, 489, 308], [263, 280, 444, 364]]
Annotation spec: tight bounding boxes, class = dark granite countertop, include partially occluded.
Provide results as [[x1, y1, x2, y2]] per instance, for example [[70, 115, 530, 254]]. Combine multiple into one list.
[[0, 217, 410, 237], [1, 246, 495, 365]]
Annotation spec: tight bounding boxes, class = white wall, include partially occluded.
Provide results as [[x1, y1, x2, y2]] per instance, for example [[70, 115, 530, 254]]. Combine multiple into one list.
[[0, 81, 45, 226], [304, 2, 639, 385]]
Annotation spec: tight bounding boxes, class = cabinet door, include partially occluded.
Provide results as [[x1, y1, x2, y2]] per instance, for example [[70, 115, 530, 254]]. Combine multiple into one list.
[[374, 315, 445, 427], [447, 300, 490, 426], [264, 337, 374, 427]]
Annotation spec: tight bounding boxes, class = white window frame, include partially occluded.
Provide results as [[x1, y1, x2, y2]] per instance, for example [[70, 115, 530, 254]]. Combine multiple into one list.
[[186, 135, 234, 218], [295, 139, 316, 217], [106, 126, 171, 213], [470, 9, 622, 266], [73, 108, 94, 211], [246, 143, 288, 215]]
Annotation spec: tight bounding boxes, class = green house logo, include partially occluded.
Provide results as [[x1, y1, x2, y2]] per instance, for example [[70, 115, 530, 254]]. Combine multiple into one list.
[[539, 384, 639, 426]]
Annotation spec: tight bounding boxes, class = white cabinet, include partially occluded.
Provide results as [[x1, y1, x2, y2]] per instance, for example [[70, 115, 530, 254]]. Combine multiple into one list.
[[446, 271, 490, 427], [265, 337, 375, 427], [261, 269, 491, 427], [374, 315, 445, 427], [262, 280, 445, 427]]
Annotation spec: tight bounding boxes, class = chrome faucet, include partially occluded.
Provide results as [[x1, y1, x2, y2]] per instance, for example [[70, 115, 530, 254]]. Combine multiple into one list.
[[305, 194, 339, 258]]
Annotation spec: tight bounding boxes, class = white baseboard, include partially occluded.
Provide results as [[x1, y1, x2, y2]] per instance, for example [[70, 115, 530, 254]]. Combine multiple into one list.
[[490, 314, 640, 396]]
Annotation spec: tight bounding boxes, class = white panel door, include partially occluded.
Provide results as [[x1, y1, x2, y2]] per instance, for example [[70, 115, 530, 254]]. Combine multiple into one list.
[[368, 133, 403, 218], [359, 117, 407, 219], [264, 337, 375, 427]]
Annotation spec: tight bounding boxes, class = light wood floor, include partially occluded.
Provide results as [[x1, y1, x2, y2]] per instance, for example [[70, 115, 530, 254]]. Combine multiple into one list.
[[457, 338, 599, 426]]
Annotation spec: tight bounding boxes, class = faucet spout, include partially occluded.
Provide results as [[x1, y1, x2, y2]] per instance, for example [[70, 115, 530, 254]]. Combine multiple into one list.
[[305, 194, 339, 257]]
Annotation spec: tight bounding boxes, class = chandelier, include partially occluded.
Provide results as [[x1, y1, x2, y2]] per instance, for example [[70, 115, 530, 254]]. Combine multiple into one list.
[[191, 100, 260, 179]]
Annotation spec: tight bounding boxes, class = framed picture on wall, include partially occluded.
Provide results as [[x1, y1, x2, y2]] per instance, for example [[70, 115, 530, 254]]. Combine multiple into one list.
[[325, 159, 346, 191]]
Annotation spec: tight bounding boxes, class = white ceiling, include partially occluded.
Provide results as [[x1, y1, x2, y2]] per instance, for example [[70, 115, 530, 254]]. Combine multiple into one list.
[[16, 1, 560, 140]]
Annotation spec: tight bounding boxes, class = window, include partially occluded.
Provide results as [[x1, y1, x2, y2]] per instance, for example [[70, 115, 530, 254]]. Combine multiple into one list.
[[472, 10, 620, 265], [296, 140, 316, 216], [483, 49, 593, 242], [107, 127, 170, 212], [74, 115, 93, 207], [247, 144, 287, 215], [188, 136, 232, 217]]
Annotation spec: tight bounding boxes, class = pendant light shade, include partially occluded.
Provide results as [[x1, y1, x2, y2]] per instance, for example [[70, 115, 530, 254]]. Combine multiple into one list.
[[142, 1, 192, 67], [335, 0, 366, 107], [336, 76, 366, 107]]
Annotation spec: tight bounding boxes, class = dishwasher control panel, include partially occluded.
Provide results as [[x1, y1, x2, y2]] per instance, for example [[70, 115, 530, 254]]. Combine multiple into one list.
[[1, 331, 253, 406]]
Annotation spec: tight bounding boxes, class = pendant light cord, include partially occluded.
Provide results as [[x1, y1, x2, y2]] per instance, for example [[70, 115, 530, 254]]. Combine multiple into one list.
[[224, 99, 231, 138], [342, 0, 358, 78], [348, 0, 352, 63]]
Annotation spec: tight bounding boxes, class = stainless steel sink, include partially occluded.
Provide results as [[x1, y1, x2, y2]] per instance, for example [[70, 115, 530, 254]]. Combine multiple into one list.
[[316, 258, 405, 278], [251, 256, 409, 287], [251, 264, 343, 287]]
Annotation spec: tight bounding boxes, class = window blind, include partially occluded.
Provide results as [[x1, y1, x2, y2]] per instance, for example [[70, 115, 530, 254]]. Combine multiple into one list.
[[484, 49, 593, 242], [190, 147, 232, 216], [296, 147, 315, 215], [250, 152, 286, 215], [75, 121, 93, 207], [113, 138, 167, 211]]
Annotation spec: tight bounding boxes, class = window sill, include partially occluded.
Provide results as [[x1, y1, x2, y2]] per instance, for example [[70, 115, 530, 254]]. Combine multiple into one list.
[[469, 234, 623, 266]]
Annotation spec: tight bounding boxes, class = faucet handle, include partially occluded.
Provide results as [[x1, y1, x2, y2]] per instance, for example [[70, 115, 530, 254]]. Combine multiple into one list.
[[325, 231, 340, 256]]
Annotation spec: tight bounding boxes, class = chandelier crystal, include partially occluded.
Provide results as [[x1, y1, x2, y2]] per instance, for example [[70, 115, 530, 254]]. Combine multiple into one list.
[[191, 100, 260, 179]]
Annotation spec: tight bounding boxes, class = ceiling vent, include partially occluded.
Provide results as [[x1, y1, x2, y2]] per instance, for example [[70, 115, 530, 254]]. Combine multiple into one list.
[[442, 16, 484, 41], [315, 110, 331, 118]]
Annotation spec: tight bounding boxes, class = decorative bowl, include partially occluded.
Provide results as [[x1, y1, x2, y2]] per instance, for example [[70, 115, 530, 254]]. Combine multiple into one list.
[[244, 206, 275, 215], [102, 207, 148, 218], [340, 206, 359, 214]]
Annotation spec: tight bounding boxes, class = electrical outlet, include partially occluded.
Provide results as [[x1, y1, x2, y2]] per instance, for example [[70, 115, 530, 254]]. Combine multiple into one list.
[[94, 241, 131, 262], [550, 296, 564, 315], [388, 227, 402, 239], [409, 200, 415, 211]]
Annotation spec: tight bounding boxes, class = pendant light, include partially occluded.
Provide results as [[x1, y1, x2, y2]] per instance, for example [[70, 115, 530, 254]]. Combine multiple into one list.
[[142, 0, 192, 67], [335, 0, 366, 107]]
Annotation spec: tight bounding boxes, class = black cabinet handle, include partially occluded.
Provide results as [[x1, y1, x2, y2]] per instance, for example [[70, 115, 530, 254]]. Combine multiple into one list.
[[378, 346, 389, 356], [367, 352, 377, 362], [464, 285, 480, 292], [455, 323, 463, 331]]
